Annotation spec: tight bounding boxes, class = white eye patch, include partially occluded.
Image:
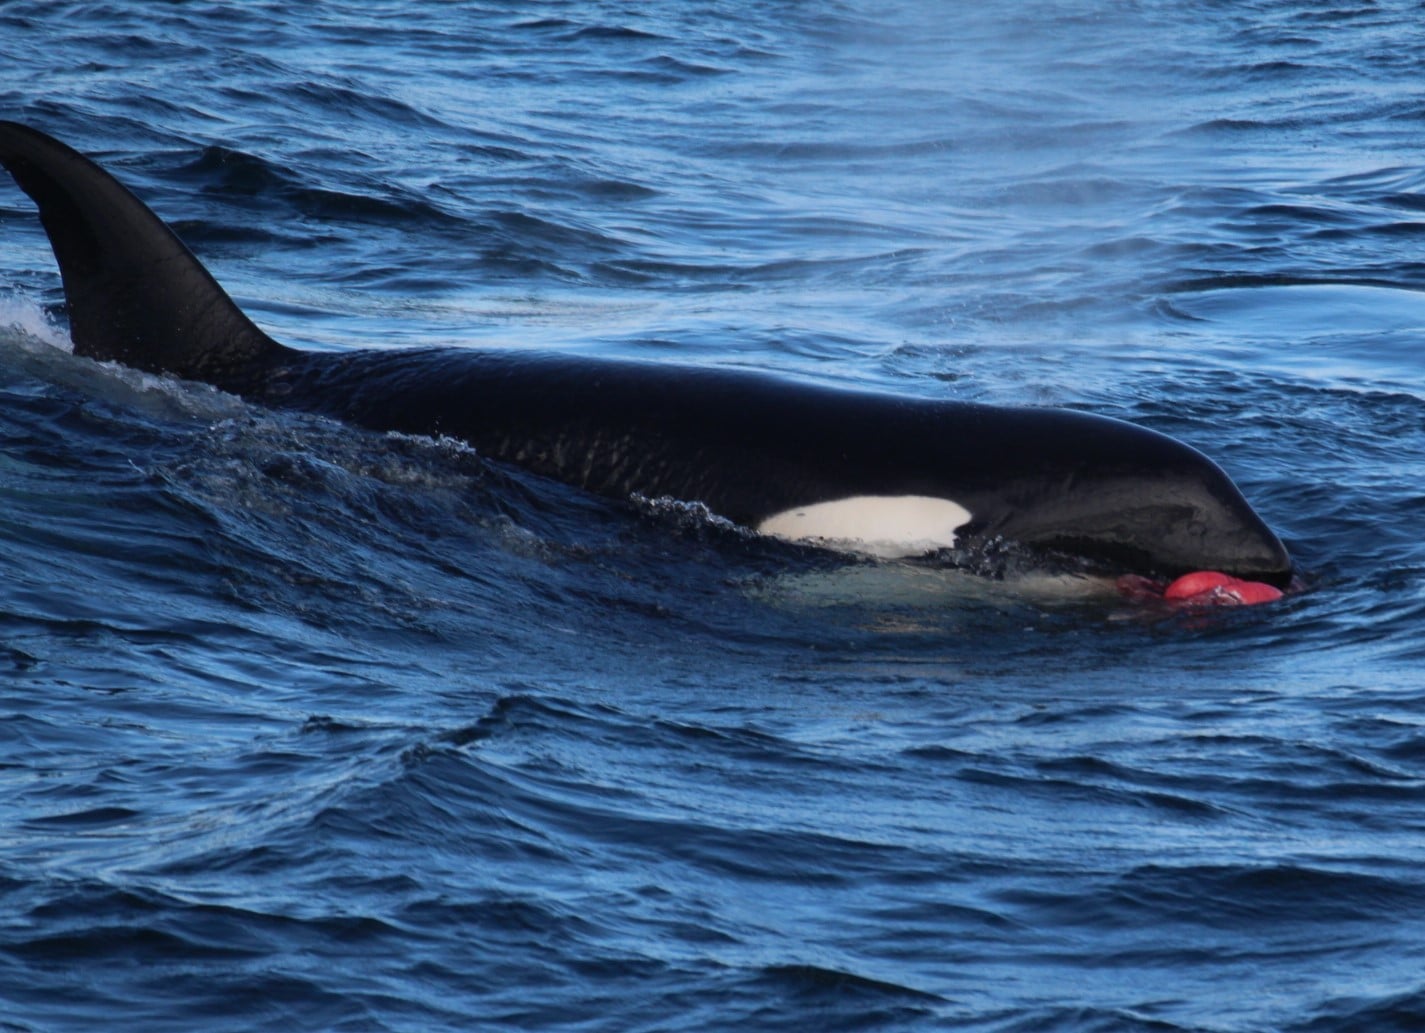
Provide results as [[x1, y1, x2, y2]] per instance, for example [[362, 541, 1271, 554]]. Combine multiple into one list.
[[756, 495, 972, 559]]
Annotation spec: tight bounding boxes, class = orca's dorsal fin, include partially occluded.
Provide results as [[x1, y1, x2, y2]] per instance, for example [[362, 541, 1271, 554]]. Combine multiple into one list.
[[0, 120, 292, 391]]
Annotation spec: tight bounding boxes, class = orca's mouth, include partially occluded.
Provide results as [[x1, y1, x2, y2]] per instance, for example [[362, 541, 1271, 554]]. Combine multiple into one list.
[[1224, 564, 1294, 590], [1006, 534, 1294, 590]]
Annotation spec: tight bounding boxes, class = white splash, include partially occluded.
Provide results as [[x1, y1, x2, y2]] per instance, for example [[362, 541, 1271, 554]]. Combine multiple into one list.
[[0, 291, 71, 352]]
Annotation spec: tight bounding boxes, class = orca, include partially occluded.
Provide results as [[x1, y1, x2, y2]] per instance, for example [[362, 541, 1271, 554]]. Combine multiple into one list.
[[0, 121, 1292, 586]]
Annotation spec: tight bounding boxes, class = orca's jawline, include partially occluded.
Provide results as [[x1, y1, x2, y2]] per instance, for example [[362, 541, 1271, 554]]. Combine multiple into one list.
[[0, 120, 1294, 586]]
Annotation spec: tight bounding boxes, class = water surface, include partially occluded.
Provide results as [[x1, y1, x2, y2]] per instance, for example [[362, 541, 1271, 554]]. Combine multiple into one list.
[[3, 2, 1425, 1030]]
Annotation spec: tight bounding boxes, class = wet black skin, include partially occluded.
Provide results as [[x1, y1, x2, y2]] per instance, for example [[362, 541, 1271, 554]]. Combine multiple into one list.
[[0, 120, 1292, 586]]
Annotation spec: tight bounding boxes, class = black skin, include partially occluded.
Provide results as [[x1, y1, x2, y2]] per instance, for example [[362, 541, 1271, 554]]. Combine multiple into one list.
[[0, 120, 1292, 586]]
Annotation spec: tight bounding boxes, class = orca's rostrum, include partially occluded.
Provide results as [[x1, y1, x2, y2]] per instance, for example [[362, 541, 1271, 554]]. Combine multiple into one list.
[[0, 121, 1292, 586]]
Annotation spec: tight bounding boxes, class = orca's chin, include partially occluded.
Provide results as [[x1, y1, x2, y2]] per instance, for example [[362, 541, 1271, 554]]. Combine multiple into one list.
[[1014, 535, 1293, 590], [1233, 564, 1294, 591], [1155, 544, 1293, 590], [1194, 534, 1295, 589]]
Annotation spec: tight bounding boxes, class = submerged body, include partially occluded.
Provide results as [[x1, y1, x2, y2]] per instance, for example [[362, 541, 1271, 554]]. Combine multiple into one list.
[[0, 120, 1292, 585]]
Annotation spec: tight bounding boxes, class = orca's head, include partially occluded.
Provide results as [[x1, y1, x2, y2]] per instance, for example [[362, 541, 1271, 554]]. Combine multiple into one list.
[[975, 414, 1293, 587]]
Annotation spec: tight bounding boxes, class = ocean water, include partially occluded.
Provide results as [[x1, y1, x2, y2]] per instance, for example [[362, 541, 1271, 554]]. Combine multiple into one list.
[[2, 2, 1425, 1030]]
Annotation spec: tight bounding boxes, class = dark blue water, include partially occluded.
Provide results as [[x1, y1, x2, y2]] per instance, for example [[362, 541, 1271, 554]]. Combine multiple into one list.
[[3, 2, 1425, 1030]]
